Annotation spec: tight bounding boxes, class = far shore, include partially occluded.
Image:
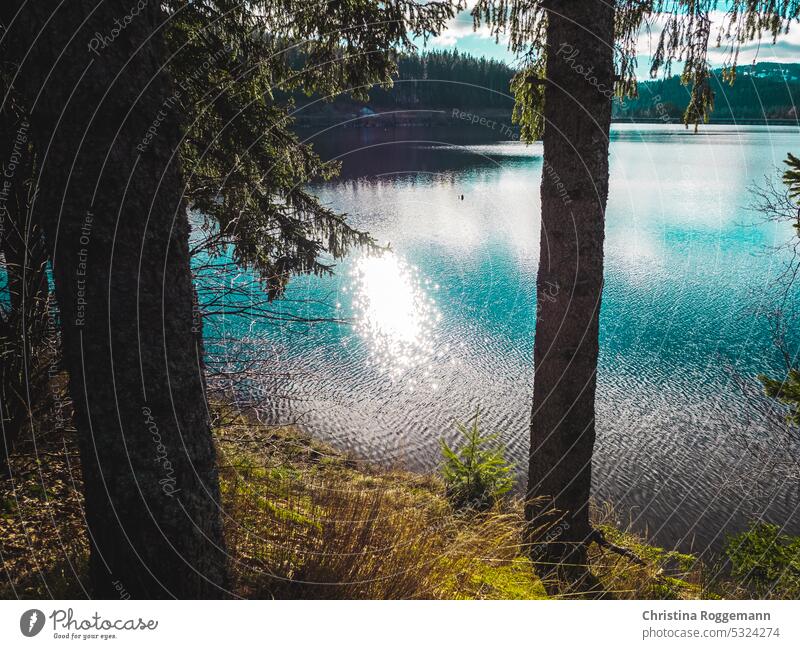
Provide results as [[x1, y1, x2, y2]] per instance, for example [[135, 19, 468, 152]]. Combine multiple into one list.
[[292, 108, 799, 131]]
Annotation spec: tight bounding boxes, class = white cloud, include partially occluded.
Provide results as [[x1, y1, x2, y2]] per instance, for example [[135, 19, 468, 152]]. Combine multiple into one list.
[[429, 4, 506, 48], [635, 11, 800, 74], [432, 7, 799, 71]]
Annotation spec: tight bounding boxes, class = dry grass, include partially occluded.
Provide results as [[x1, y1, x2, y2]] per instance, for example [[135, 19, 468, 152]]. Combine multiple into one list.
[[219, 424, 545, 599], [0, 435, 88, 599], [584, 502, 703, 600]]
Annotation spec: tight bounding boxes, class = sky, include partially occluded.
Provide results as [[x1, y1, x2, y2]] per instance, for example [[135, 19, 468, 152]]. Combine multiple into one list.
[[413, 5, 800, 76]]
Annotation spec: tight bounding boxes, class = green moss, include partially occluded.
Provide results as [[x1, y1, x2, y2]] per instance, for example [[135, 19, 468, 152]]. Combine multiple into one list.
[[596, 524, 696, 570], [648, 576, 699, 599], [465, 557, 549, 599], [592, 523, 701, 599]]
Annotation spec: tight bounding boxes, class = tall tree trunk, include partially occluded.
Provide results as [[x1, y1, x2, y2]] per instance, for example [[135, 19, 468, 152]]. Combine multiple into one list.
[[2, 2, 228, 597], [526, 0, 615, 579]]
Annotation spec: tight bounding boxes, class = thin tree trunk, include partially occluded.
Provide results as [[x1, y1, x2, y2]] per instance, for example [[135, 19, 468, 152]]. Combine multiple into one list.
[[526, 0, 615, 580], [3, 2, 228, 597]]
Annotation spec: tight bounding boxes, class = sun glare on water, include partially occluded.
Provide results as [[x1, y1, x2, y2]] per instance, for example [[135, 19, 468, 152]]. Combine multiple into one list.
[[351, 251, 440, 379]]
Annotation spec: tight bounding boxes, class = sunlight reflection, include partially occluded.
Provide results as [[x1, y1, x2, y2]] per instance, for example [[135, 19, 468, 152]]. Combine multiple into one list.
[[351, 251, 440, 380]]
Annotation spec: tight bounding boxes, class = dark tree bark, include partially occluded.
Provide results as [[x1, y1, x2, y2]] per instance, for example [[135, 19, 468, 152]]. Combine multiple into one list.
[[2, 2, 228, 597], [525, 0, 615, 578]]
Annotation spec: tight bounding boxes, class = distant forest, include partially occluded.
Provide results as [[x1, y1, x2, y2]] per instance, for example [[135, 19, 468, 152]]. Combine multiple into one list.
[[369, 50, 515, 109], [292, 50, 515, 122], [293, 52, 800, 124], [616, 62, 800, 122]]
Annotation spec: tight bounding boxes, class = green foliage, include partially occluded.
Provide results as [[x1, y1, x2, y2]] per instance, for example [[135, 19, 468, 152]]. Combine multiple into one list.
[[161, 0, 458, 298], [759, 368, 800, 425], [725, 522, 800, 598], [510, 60, 546, 143], [472, 1, 799, 137], [784, 152, 800, 202], [440, 411, 514, 511]]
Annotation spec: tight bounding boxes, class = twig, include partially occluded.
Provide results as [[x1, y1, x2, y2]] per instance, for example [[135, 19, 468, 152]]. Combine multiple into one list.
[[589, 528, 646, 566]]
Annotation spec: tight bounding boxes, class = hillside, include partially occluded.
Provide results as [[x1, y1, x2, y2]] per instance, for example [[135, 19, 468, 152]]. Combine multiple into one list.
[[614, 62, 800, 123]]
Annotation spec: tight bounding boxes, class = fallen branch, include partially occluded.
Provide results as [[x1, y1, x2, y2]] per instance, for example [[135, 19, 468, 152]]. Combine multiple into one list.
[[589, 528, 646, 566]]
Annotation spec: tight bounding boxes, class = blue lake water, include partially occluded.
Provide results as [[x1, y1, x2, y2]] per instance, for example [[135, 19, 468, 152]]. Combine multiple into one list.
[[206, 123, 800, 554]]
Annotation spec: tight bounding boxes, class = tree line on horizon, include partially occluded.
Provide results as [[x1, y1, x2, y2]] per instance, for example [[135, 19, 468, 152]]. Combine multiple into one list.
[[295, 50, 800, 123], [615, 62, 800, 122], [1, 0, 799, 600]]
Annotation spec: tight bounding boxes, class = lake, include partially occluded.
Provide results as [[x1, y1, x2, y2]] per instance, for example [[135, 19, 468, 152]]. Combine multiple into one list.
[[209, 123, 800, 555]]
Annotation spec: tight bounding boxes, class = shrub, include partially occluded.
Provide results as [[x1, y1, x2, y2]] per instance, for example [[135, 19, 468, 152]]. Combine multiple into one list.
[[724, 521, 800, 598], [440, 411, 514, 511]]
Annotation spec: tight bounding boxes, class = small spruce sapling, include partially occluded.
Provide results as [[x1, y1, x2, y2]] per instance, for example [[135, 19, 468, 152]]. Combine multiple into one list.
[[440, 410, 514, 511]]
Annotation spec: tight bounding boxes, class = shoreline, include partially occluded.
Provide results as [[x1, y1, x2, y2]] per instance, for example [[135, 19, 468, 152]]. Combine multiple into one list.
[[292, 109, 800, 130]]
